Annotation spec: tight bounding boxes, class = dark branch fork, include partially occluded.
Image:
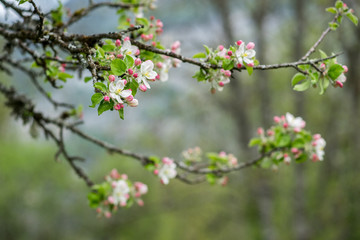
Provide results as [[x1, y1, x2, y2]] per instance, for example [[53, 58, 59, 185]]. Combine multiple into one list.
[[0, 0, 341, 187]]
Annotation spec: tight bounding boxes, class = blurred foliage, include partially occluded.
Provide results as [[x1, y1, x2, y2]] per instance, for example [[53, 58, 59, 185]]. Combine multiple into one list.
[[1, 0, 360, 239]]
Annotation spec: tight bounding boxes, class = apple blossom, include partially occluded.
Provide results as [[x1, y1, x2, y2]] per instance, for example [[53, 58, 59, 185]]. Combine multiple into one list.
[[109, 79, 132, 104], [136, 60, 157, 89], [158, 157, 177, 185], [120, 40, 139, 58], [235, 42, 256, 66]]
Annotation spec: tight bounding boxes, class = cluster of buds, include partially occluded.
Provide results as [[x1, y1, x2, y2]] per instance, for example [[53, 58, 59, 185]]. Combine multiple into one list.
[[252, 113, 326, 167], [91, 169, 148, 218], [153, 157, 177, 185], [320, 62, 348, 88], [154, 41, 181, 82], [217, 151, 238, 168], [182, 146, 202, 163]]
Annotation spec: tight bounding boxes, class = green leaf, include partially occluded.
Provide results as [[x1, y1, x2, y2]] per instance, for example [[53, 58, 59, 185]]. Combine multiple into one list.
[[192, 70, 206, 82], [295, 153, 308, 163], [276, 134, 291, 147], [119, 108, 124, 120], [129, 80, 139, 96], [260, 157, 272, 169], [206, 173, 217, 185], [98, 47, 105, 58], [246, 65, 253, 76], [329, 22, 339, 31], [249, 138, 262, 147], [337, 15, 343, 24], [135, 17, 149, 28], [111, 59, 127, 75], [318, 49, 328, 59], [293, 79, 311, 91], [97, 101, 113, 115], [58, 72, 73, 82], [291, 73, 306, 86], [326, 7, 337, 14], [124, 55, 134, 69], [84, 76, 92, 83], [346, 12, 358, 26], [222, 59, 234, 70], [327, 64, 344, 80], [17, 0, 29, 4], [193, 52, 207, 58], [335, 1, 343, 9], [292, 138, 305, 149], [203, 45, 210, 55], [89, 93, 103, 108], [102, 45, 115, 52], [94, 82, 107, 92]]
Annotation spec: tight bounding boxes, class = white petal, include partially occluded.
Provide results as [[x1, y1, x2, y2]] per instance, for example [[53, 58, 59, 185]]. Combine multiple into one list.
[[109, 82, 116, 92], [120, 89, 132, 98], [146, 70, 157, 80], [245, 49, 256, 58], [143, 79, 151, 89], [243, 58, 253, 64]]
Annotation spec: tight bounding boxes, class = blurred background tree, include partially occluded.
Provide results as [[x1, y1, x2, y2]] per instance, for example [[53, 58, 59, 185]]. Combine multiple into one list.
[[0, 0, 359, 239]]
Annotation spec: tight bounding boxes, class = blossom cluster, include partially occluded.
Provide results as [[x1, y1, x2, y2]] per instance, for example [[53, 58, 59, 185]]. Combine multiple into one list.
[[153, 157, 177, 185], [250, 113, 326, 168], [88, 169, 148, 218], [192, 40, 258, 93]]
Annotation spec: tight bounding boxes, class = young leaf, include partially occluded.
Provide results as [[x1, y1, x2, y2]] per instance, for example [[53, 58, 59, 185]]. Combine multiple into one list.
[[111, 59, 127, 75], [327, 64, 344, 80], [326, 7, 337, 14], [346, 12, 358, 26], [203, 45, 210, 55], [249, 138, 262, 147], [98, 101, 113, 115], [94, 82, 107, 92], [89, 93, 103, 108], [119, 108, 124, 120], [291, 73, 306, 86], [124, 55, 134, 69], [246, 65, 253, 76], [293, 79, 311, 91], [84, 76, 92, 83], [193, 53, 207, 58], [335, 0, 343, 9], [318, 49, 328, 59]]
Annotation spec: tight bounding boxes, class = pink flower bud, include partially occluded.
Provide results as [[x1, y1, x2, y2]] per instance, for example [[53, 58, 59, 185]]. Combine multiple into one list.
[[116, 54, 122, 59], [294, 127, 301, 133], [153, 169, 159, 175], [218, 81, 225, 87], [312, 141, 317, 147], [335, 81, 344, 88], [148, 34, 154, 39], [123, 79, 127, 85], [135, 49, 140, 55], [104, 96, 110, 102], [128, 69, 133, 75], [135, 58, 141, 66], [225, 55, 230, 59], [114, 104, 122, 110], [246, 42, 255, 49], [218, 45, 224, 51], [257, 127, 264, 135], [150, 16, 155, 21], [227, 51, 233, 56], [108, 75, 116, 82], [237, 63, 242, 68], [247, 62, 254, 67], [267, 130, 274, 136], [220, 69, 225, 73], [111, 181, 117, 188], [126, 18, 131, 22], [137, 199, 144, 206], [220, 176, 228, 186], [162, 157, 173, 165], [291, 148, 299, 154], [126, 95, 134, 102], [156, 74, 160, 80], [124, 37, 130, 41], [130, 24, 134, 27], [135, 192, 141, 198], [121, 174, 128, 180], [156, 62, 163, 68], [96, 208, 102, 213], [313, 134, 321, 140], [108, 196, 115, 204], [152, 41, 156, 46], [236, 40, 243, 46], [141, 34, 147, 40], [133, 73, 138, 78], [171, 41, 181, 51], [156, 19, 163, 28], [110, 169, 120, 179], [156, 28, 163, 34], [343, 65, 348, 73], [320, 63, 326, 69], [312, 153, 319, 162], [104, 212, 112, 218], [139, 84, 147, 92], [219, 151, 227, 157], [273, 116, 281, 123], [343, 3, 348, 8], [224, 70, 231, 77], [283, 122, 289, 128], [120, 202, 127, 207], [115, 39, 121, 47]]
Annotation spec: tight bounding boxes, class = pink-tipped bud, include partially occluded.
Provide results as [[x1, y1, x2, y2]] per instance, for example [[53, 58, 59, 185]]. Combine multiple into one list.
[[153, 169, 159, 175], [171, 41, 181, 51], [110, 169, 120, 179], [219, 151, 227, 157], [343, 65, 348, 73], [115, 39, 121, 47], [156, 74, 160, 80], [225, 55, 230, 59], [124, 36, 130, 41], [224, 70, 231, 77], [116, 54, 122, 59], [152, 41, 156, 46], [156, 19, 163, 28], [135, 192, 141, 198], [96, 208, 102, 213], [162, 157, 173, 165], [218, 45, 224, 51], [126, 95, 134, 102], [237, 63, 242, 68], [313, 134, 321, 140], [111, 181, 117, 188], [291, 148, 299, 154], [104, 96, 110, 102], [227, 51, 233, 56], [257, 127, 264, 135], [220, 69, 225, 73], [128, 69, 133, 75], [246, 42, 255, 49], [343, 3, 348, 8], [135, 58, 141, 66], [220, 176, 229, 187], [273, 116, 281, 123], [247, 62, 254, 67], [108, 75, 116, 82], [126, 18, 131, 22], [283, 122, 289, 128], [320, 63, 326, 69], [156, 62, 163, 68], [135, 49, 140, 56], [335, 81, 344, 88], [141, 34, 147, 40], [148, 34, 154, 39], [114, 104, 122, 111], [137, 199, 144, 207], [236, 40, 243, 46], [121, 79, 127, 85], [312, 153, 319, 162], [312, 141, 317, 147], [130, 24, 135, 27], [104, 212, 112, 218], [128, 99, 138, 107], [150, 16, 155, 20], [108, 196, 115, 204], [120, 202, 127, 207], [133, 73, 138, 78], [139, 84, 147, 92], [267, 130, 274, 136], [156, 28, 163, 34], [121, 174, 128, 180], [218, 81, 225, 87]]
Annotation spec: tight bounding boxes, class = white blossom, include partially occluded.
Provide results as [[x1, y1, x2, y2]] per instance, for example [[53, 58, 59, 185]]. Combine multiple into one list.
[[109, 79, 132, 103]]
